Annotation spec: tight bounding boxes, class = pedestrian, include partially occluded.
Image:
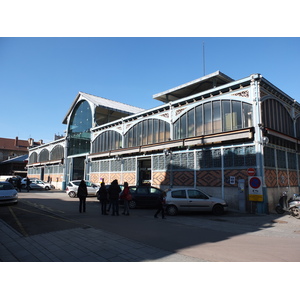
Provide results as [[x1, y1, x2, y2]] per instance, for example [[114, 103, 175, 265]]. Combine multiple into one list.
[[16, 177, 22, 192], [108, 179, 121, 216], [26, 177, 31, 192], [78, 179, 88, 213], [121, 182, 131, 216], [154, 191, 166, 219], [97, 182, 108, 215]]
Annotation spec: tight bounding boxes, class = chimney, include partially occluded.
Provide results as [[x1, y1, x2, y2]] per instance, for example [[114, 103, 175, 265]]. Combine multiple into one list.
[[15, 136, 19, 147], [38, 139, 43, 145], [28, 138, 34, 146]]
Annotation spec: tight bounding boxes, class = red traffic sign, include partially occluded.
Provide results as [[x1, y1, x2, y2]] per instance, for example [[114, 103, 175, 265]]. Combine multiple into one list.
[[247, 168, 256, 176]]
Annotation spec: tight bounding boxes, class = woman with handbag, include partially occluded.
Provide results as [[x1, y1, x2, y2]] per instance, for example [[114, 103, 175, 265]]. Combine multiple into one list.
[[121, 182, 131, 216]]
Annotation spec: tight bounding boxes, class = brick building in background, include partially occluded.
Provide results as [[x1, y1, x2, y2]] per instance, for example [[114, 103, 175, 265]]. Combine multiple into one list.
[[0, 137, 43, 176]]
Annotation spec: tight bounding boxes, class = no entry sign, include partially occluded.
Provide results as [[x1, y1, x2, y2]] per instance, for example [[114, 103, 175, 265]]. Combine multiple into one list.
[[247, 168, 256, 176]]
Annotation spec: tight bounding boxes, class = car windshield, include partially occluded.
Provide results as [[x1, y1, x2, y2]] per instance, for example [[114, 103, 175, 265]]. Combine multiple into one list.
[[0, 183, 14, 190]]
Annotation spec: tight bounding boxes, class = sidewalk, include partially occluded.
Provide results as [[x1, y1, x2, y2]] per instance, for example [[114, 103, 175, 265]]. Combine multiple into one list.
[[0, 219, 204, 262]]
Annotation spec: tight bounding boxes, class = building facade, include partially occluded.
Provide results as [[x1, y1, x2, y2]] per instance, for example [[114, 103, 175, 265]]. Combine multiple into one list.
[[26, 72, 300, 213]]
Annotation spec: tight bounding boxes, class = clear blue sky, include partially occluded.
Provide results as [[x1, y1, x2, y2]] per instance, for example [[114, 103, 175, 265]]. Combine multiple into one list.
[[1, 37, 299, 143]]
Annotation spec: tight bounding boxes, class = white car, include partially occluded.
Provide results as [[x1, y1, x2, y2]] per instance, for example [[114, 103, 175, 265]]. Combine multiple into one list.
[[0, 181, 18, 205], [22, 178, 53, 190], [165, 188, 228, 216], [66, 180, 99, 198]]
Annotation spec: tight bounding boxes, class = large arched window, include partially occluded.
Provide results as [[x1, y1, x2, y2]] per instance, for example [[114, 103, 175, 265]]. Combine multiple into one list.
[[67, 100, 92, 156], [174, 100, 252, 139], [29, 152, 38, 164], [262, 99, 294, 136], [92, 130, 122, 153], [124, 119, 170, 148], [50, 145, 64, 161], [39, 149, 49, 162]]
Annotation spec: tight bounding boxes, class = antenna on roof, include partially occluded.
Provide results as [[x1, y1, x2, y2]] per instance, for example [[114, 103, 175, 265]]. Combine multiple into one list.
[[203, 41, 206, 76]]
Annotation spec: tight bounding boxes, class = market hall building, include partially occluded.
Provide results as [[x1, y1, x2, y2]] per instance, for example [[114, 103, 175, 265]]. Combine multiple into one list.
[[26, 71, 300, 214]]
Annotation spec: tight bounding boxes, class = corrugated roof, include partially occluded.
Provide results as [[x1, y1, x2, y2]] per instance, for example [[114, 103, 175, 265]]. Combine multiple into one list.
[[153, 71, 234, 102]]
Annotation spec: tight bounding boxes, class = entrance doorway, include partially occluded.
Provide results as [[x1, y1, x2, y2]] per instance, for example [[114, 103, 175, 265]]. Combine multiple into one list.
[[138, 158, 151, 186], [72, 157, 85, 180]]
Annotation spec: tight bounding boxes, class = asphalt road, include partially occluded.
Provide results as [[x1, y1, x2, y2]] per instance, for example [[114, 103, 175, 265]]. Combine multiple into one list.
[[1, 190, 300, 262]]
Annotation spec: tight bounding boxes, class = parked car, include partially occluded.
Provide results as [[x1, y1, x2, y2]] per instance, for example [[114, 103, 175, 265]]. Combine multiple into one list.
[[120, 185, 164, 209], [165, 188, 228, 216], [66, 180, 99, 198], [21, 178, 53, 190], [0, 181, 18, 205]]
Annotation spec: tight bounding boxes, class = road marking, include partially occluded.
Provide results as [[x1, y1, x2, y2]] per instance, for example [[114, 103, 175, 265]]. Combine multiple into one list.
[[22, 200, 65, 214], [8, 206, 29, 237], [13, 206, 82, 225]]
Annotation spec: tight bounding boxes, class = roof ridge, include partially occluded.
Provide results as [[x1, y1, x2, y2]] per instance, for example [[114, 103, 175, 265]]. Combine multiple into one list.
[[79, 91, 144, 111]]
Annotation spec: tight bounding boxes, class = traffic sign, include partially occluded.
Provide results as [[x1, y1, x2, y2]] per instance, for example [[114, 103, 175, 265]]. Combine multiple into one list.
[[248, 176, 263, 202], [249, 176, 261, 189], [247, 168, 256, 176]]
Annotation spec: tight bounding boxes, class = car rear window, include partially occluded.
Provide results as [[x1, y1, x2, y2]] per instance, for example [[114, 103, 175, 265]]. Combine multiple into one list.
[[0, 183, 14, 190], [137, 187, 149, 194], [150, 188, 161, 194], [171, 190, 186, 198]]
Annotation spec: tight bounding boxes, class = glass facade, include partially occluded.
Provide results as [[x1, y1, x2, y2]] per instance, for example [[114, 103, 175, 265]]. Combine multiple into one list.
[[261, 99, 294, 137], [92, 130, 122, 153], [68, 100, 92, 156], [124, 119, 170, 148], [174, 100, 252, 140]]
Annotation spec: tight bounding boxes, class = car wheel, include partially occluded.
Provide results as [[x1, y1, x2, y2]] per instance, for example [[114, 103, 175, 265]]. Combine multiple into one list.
[[166, 205, 178, 216], [212, 204, 224, 215], [45, 186, 50, 190], [128, 200, 137, 209], [69, 191, 77, 198]]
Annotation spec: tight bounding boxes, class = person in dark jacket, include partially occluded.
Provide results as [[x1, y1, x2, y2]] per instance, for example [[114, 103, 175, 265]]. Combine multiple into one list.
[[97, 182, 108, 215], [108, 179, 121, 216], [77, 179, 88, 213], [154, 191, 166, 219], [26, 177, 31, 192]]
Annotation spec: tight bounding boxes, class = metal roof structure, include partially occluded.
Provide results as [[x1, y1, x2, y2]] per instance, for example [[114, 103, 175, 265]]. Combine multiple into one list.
[[62, 92, 145, 124], [153, 71, 234, 103], [0, 154, 28, 164]]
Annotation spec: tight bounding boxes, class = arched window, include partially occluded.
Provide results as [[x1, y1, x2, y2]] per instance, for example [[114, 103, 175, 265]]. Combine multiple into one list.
[[29, 152, 38, 164], [124, 119, 170, 148], [50, 145, 64, 160], [67, 100, 92, 156], [92, 130, 122, 153], [39, 149, 49, 162], [174, 100, 252, 139], [261, 99, 293, 136]]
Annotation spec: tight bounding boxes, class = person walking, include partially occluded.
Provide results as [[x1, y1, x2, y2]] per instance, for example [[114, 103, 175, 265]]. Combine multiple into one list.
[[154, 191, 166, 219], [108, 179, 121, 216], [97, 182, 108, 215], [16, 177, 22, 192], [121, 182, 131, 216], [26, 177, 31, 192], [78, 179, 88, 213]]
